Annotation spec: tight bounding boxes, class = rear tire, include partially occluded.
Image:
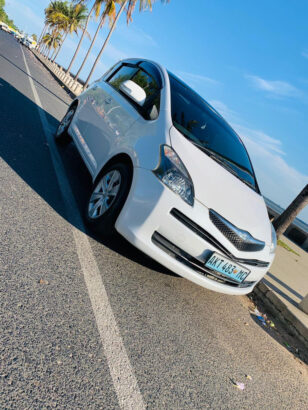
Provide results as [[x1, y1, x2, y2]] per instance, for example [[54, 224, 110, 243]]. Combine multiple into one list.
[[55, 106, 76, 145], [85, 162, 132, 236]]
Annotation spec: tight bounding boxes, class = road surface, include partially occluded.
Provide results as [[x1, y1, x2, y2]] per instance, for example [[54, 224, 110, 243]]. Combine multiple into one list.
[[0, 30, 307, 409]]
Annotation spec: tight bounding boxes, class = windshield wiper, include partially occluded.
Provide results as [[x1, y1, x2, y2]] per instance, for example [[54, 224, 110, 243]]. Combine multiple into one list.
[[194, 143, 252, 175]]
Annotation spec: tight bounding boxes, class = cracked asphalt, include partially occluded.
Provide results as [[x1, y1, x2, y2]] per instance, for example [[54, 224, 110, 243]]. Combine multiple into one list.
[[0, 30, 307, 409]]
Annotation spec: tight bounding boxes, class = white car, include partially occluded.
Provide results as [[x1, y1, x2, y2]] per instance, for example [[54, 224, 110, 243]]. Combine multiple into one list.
[[56, 59, 276, 295]]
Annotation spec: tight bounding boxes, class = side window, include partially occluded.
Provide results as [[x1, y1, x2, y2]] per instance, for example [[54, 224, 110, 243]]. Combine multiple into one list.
[[108, 64, 161, 120], [130, 69, 160, 120], [108, 65, 138, 90], [131, 70, 158, 101]]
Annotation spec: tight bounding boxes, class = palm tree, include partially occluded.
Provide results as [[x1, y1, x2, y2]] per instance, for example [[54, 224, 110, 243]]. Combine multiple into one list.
[[83, 0, 157, 88], [50, 32, 63, 59], [38, 1, 68, 53], [126, 0, 153, 23], [42, 33, 52, 57], [37, 4, 52, 49], [66, 0, 106, 75], [83, 0, 127, 87], [74, 0, 119, 81], [42, 31, 62, 59], [52, 2, 88, 63], [273, 185, 308, 238], [37, 23, 48, 48]]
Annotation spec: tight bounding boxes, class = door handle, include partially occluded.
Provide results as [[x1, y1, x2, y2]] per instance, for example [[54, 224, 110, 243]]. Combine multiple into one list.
[[105, 97, 112, 104]]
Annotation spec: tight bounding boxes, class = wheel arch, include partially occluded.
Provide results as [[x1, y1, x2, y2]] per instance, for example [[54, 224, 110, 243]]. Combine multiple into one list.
[[93, 153, 134, 188], [68, 99, 79, 110]]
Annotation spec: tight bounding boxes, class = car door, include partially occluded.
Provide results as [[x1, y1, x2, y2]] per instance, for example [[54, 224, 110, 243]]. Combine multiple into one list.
[[81, 64, 142, 173]]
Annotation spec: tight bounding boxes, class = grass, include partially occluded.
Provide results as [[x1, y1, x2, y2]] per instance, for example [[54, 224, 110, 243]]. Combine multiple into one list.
[[277, 239, 300, 257]]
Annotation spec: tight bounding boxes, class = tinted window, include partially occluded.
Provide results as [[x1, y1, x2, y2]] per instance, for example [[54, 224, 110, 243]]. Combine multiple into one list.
[[139, 62, 162, 88], [131, 70, 160, 119], [108, 64, 160, 120], [108, 65, 138, 90], [168, 73, 258, 191], [131, 70, 158, 100]]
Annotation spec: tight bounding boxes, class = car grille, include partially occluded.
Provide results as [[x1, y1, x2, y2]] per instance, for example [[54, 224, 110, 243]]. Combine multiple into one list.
[[170, 209, 269, 268], [152, 232, 255, 288], [209, 209, 265, 252]]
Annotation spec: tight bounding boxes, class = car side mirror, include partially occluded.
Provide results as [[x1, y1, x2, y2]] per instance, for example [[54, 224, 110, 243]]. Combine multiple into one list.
[[119, 80, 146, 106]]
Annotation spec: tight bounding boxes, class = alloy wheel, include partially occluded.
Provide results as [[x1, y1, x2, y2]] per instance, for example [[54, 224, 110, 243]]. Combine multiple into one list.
[[88, 170, 122, 219]]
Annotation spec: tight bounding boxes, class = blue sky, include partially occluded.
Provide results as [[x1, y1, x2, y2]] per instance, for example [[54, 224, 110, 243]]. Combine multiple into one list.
[[5, 0, 308, 222]]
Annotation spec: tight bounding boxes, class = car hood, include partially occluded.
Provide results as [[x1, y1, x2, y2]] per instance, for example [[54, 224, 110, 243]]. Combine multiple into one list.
[[169, 126, 272, 245]]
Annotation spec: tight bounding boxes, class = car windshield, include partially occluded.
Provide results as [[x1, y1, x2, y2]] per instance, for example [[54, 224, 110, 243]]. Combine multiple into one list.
[[168, 72, 258, 191]]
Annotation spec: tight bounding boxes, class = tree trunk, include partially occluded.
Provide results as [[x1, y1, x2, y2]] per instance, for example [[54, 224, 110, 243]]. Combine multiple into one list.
[[41, 44, 47, 56], [66, 3, 95, 75], [39, 32, 48, 53], [37, 24, 47, 49], [74, 13, 105, 81], [40, 26, 50, 52], [39, 41, 45, 53], [52, 32, 68, 63], [273, 184, 308, 237], [50, 48, 57, 61], [84, 0, 128, 89]]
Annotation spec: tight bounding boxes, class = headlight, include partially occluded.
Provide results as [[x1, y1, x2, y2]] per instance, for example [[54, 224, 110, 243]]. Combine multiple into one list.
[[270, 224, 277, 254], [153, 145, 194, 206]]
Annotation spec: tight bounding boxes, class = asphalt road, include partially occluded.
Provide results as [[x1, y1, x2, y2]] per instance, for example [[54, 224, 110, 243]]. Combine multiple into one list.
[[0, 30, 307, 409]]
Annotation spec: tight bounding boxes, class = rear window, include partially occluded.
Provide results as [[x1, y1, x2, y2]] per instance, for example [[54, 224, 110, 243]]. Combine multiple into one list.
[[168, 73, 258, 191]]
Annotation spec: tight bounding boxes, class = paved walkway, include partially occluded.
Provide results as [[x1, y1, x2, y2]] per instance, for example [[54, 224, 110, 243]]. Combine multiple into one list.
[[260, 235, 308, 344]]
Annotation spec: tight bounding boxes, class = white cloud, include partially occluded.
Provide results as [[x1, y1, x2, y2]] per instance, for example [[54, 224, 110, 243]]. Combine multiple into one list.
[[301, 49, 308, 59], [240, 130, 308, 219], [178, 71, 220, 86], [246, 74, 300, 98], [116, 23, 158, 48], [234, 124, 285, 156]]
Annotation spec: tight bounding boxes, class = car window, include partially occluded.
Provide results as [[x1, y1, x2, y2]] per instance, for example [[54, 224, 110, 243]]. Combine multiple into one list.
[[131, 70, 158, 100], [131, 69, 160, 119], [168, 72, 258, 191], [108, 65, 139, 90], [108, 64, 160, 120]]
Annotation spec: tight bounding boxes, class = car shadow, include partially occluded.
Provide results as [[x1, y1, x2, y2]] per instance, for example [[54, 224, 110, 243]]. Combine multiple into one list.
[[0, 77, 177, 277]]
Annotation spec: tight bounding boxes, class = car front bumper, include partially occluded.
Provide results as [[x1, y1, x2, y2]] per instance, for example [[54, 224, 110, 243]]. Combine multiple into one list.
[[115, 167, 274, 295]]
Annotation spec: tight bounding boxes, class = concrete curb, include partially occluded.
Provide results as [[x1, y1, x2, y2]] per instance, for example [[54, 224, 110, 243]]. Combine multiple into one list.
[[254, 281, 308, 349], [31, 49, 84, 98]]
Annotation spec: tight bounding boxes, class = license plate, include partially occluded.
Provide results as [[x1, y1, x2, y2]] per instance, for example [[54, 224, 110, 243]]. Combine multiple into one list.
[[205, 252, 250, 283]]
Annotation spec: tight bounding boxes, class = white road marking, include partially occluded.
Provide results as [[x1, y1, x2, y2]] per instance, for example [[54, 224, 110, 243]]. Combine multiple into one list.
[[21, 46, 145, 410]]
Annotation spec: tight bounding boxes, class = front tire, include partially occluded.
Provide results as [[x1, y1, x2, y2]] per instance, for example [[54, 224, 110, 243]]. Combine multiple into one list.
[[85, 162, 132, 236], [55, 106, 76, 144]]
